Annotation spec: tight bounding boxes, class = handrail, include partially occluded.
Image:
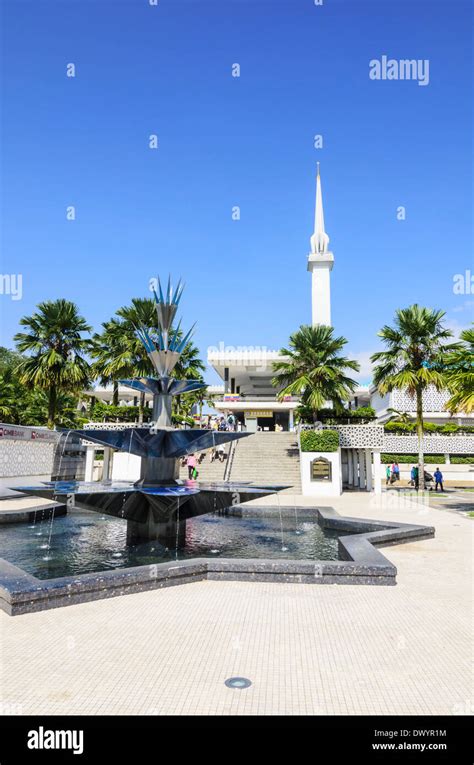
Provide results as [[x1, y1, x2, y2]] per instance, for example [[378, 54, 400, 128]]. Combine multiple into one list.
[[223, 439, 237, 481]]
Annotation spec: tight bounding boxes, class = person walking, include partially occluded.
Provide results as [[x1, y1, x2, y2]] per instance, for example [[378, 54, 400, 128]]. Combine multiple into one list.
[[413, 465, 419, 490], [434, 467, 444, 492], [186, 453, 197, 479], [392, 461, 400, 482], [410, 465, 416, 486], [385, 464, 391, 486]]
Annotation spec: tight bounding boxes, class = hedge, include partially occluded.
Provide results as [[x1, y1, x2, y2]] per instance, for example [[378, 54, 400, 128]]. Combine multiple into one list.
[[300, 430, 339, 452], [381, 454, 473, 465], [381, 454, 446, 464], [384, 421, 474, 435], [317, 406, 376, 424], [90, 403, 153, 423]]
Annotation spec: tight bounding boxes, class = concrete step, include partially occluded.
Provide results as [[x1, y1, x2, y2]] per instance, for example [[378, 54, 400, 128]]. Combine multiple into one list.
[[229, 433, 301, 491]]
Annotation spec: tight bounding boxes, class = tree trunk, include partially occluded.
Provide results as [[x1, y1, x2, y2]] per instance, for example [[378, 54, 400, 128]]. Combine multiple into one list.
[[416, 387, 425, 491], [138, 391, 145, 424], [113, 381, 119, 407], [48, 386, 57, 430]]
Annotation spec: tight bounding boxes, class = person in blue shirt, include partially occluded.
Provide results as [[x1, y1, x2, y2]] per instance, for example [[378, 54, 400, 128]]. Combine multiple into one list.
[[434, 467, 444, 492]]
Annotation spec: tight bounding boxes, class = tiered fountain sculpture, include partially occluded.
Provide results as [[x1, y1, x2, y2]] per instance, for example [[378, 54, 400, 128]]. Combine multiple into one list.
[[19, 279, 281, 545]]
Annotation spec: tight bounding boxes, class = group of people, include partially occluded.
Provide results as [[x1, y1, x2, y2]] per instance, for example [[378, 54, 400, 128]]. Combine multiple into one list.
[[386, 462, 445, 491], [385, 462, 400, 484], [200, 414, 242, 432], [182, 444, 228, 479]]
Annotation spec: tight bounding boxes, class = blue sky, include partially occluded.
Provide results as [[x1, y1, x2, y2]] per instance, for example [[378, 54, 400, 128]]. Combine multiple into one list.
[[1, 0, 472, 384]]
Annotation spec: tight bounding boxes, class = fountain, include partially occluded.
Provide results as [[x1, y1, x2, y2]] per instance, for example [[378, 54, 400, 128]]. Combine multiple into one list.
[[3, 276, 435, 617], [18, 278, 283, 547]]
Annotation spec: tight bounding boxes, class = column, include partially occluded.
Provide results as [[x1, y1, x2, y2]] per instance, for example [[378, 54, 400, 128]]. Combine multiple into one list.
[[445, 453, 451, 465], [224, 367, 230, 393], [347, 449, 354, 486], [365, 448, 373, 492], [358, 449, 366, 490], [373, 450, 382, 495], [103, 447, 112, 481], [289, 409, 294, 431], [85, 446, 95, 482], [352, 450, 359, 488]]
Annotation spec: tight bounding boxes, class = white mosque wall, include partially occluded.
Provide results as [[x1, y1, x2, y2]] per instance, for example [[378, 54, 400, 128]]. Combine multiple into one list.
[[370, 385, 473, 423]]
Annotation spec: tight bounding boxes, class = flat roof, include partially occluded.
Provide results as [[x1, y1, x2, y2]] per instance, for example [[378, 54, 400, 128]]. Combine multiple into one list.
[[207, 349, 288, 397]]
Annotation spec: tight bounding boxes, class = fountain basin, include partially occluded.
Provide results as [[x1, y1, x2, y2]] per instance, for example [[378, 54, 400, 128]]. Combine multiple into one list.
[[0, 506, 435, 615]]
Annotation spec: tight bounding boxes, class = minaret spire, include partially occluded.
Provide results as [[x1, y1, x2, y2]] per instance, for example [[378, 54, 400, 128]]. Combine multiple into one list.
[[307, 164, 334, 326], [311, 163, 330, 255]]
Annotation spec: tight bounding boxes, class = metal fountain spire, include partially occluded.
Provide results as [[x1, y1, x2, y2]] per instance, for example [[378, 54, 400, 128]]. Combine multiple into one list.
[[119, 277, 205, 427]]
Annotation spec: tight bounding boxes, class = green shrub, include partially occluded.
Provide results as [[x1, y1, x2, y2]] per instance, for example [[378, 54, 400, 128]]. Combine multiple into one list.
[[381, 454, 446, 464], [384, 421, 415, 433], [90, 402, 152, 423], [172, 414, 195, 427], [440, 423, 459, 434], [349, 406, 376, 420], [384, 421, 474, 435], [450, 456, 474, 464], [300, 429, 339, 452], [317, 406, 376, 424]]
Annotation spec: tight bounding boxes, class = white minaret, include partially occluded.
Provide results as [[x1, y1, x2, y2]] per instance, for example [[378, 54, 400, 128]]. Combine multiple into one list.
[[307, 163, 334, 326]]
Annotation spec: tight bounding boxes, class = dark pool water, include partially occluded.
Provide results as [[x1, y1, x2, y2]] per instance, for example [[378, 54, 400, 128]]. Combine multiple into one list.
[[0, 509, 344, 580]]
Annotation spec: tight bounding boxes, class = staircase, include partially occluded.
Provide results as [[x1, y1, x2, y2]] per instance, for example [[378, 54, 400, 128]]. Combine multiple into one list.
[[178, 432, 302, 491], [227, 432, 301, 491]]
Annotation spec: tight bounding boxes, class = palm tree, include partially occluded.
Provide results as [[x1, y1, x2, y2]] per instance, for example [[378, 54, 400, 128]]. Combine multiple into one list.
[[91, 318, 139, 407], [14, 300, 91, 429], [272, 324, 360, 419], [371, 305, 460, 490], [115, 298, 157, 422], [386, 408, 412, 424], [445, 326, 474, 415], [0, 370, 19, 421]]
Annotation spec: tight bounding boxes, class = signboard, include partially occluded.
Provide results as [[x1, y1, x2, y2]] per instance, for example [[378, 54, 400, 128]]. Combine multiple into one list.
[[311, 456, 332, 481], [0, 424, 58, 442], [244, 410, 273, 419]]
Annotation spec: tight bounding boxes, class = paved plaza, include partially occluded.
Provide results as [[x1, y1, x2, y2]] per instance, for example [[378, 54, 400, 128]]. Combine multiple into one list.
[[0, 492, 472, 716]]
